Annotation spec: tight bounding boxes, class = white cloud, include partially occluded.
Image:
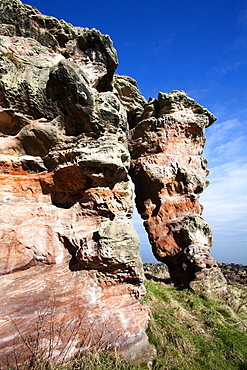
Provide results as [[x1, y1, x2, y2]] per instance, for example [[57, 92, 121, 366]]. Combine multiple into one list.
[[201, 162, 247, 235], [204, 117, 247, 164], [200, 114, 247, 263]]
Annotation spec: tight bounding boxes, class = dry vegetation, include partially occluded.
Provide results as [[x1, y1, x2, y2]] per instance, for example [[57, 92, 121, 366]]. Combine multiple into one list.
[[1, 279, 247, 370]]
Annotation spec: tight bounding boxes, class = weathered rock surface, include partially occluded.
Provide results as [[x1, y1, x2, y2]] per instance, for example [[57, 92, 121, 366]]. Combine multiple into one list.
[[144, 262, 247, 286], [127, 90, 228, 297], [0, 0, 227, 366], [0, 0, 117, 91], [0, 0, 154, 367], [218, 263, 247, 285]]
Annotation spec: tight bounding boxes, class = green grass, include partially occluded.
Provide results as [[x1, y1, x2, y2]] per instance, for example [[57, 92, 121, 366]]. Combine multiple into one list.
[[143, 279, 247, 370], [2, 280, 247, 370], [1, 352, 141, 370]]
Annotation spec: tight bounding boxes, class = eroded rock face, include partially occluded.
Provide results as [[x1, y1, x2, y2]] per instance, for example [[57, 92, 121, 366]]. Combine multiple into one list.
[[0, 0, 117, 91], [0, 1, 154, 366], [0, 0, 227, 366], [128, 90, 228, 297]]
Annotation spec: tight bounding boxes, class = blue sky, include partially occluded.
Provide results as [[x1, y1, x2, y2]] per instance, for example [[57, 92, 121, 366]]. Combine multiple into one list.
[[24, 0, 247, 264]]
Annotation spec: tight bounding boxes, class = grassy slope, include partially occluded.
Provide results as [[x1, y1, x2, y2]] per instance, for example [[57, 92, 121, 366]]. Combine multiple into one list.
[[2, 280, 247, 370], [143, 279, 247, 370]]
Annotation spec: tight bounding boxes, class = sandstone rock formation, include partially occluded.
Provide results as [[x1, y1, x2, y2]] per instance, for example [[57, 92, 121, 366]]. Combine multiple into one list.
[[0, 0, 227, 366], [0, 1, 153, 366], [127, 89, 228, 296]]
